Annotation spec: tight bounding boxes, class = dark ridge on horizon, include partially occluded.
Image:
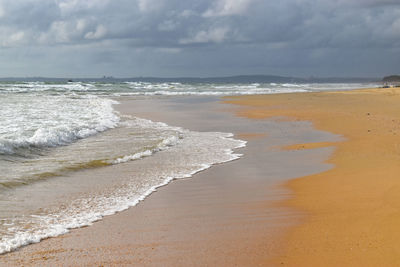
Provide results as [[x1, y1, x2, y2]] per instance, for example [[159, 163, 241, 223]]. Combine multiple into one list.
[[383, 75, 400, 82], [0, 75, 380, 83]]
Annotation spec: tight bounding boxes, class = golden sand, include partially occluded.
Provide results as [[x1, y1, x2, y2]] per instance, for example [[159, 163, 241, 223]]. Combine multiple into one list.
[[226, 88, 400, 266]]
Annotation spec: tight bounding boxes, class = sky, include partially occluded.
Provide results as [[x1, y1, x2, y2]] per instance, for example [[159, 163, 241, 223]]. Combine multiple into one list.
[[0, 0, 399, 78]]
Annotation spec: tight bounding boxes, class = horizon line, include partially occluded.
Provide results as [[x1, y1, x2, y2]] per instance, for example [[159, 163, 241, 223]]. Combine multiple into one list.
[[0, 74, 383, 80]]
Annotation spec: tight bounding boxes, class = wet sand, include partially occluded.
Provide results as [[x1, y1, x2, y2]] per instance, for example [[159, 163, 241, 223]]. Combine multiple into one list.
[[0, 96, 337, 266], [226, 88, 400, 266]]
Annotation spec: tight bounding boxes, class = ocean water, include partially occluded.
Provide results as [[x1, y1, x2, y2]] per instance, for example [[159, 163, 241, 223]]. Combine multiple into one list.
[[0, 81, 376, 253]]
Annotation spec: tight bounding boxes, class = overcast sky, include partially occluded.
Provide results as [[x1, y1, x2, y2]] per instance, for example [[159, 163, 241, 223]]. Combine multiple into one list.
[[0, 0, 399, 78]]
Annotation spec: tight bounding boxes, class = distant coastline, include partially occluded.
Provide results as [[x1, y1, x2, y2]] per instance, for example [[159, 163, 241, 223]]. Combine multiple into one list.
[[0, 75, 380, 84], [383, 75, 400, 83]]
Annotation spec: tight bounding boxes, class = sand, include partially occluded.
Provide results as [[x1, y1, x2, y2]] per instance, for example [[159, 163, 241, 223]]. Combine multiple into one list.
[[226, 87, 400, 266], [0, 96, 336, 266]]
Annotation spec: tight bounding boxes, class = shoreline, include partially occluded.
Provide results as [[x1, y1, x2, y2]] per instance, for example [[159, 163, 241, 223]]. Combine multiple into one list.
[[226, 87, 400, 265], [0, 95, 337, 266]]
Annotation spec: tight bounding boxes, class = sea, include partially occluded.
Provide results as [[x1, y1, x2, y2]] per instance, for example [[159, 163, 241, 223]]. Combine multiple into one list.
[[0, 81, 377, 254]]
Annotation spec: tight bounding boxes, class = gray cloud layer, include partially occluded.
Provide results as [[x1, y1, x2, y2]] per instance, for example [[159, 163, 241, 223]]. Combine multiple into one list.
[[0, 0, 399, 77]]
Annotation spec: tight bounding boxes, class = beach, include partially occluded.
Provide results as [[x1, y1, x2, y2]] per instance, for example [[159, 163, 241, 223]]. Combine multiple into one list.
[[0, 95, 338, 266], [0, 0, 397, 265], [3, 87, 400, 266], [227, 87, 400, 266]]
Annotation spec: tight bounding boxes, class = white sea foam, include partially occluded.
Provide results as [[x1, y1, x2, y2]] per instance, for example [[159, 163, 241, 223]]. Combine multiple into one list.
[[111, 131, 181, 164], [0, 94, 120, 155], [0, 81, 379, 97], [0, 118, 246, 254]]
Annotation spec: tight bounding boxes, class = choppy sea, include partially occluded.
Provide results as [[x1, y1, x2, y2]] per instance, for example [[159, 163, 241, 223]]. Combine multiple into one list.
[[0, 81, 377, 253]]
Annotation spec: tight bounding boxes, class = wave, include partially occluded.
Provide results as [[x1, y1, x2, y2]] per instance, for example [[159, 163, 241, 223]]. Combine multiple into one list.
[[0, 124, 246, 254], [0, 118, 184, 191], [0, 95, 120, 156], [111, 135, 180, 164], [0, 81, 380, 97]]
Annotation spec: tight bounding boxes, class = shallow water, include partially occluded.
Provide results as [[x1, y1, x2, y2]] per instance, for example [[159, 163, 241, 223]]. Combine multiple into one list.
[[0, 81, 360, 253]]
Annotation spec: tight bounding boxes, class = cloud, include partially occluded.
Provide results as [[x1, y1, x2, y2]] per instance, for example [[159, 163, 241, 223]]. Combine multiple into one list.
[[9, 31, 25, 44], [155, 47, 181, 53], [1, 0, 399, 49], [58, 0, 111, 15], [0, 30, 25, 47], [180, 27, 230, 44], [336, 0, 400, 7], [0, 0, 398, 77], [137, 0, 165, 12], [203, 0, 253, 17], [0, 4, 4, 18], [158, 20, 178, 32], [85, 25, 107, 40]]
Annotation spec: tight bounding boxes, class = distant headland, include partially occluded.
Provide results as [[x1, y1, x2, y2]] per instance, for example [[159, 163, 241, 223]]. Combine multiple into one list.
[[383, 75, 400, 83]]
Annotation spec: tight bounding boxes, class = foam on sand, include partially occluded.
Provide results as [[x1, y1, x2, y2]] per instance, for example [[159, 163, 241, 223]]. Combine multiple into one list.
[[0, 117, 246, 254]]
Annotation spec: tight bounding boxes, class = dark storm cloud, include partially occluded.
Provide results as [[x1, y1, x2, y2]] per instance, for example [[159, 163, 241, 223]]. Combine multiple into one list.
[[0, 0, 398, 77]]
